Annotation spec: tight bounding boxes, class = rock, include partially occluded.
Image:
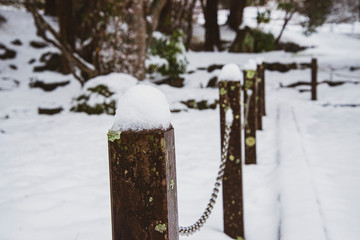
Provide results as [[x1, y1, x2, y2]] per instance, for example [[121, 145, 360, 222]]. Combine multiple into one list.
[[207, 64, 224, 73], [276, 42, 308, 53], [180, 99, 218, 110], [70, 101, 116, 115], [38, 107, 63, 115], [9, 64, 17, 70], [33, 52, 62, 73], [29, 41, 48, 49], [11, 39, 22, 46], [0, 43, 16, 60], [350, 66, 360, 71], [230, 27, 275, 53], [29, 79, 70, 91], [206, 76, 218, 88], [154, 77, 184, 88], [0, 14, 6, 27], [265, 62, 298, 72], [70, 84, 117, 115]]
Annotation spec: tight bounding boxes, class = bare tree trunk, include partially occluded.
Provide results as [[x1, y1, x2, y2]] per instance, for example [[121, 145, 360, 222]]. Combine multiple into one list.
[[120, 0, 147, 80], [204, 0, 221, 51], [227, 0, 246, 31], [185, 0, 197, 50], [275, 12, 294, 45], [57, 0, 74, 74], [45, 0, 56, 16]]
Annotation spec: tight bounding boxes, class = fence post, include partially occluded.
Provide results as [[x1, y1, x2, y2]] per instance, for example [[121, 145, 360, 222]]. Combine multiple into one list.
[[256, 64, 263, 130], [218, 80, 245, 240], [311, 58, 317, 101], [260, 63, 266, 116], [107, 85, 179, 240], [243, 70, 257, 165]]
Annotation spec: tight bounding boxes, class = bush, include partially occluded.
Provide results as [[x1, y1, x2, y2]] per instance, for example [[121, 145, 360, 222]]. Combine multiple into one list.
[[253, 29, 275, 52], [147, 30, 188, 79]]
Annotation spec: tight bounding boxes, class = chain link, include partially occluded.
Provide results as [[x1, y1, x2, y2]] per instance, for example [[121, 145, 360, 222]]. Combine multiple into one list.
[[179, 93, 252, 236], [179, 122, 232, 236]]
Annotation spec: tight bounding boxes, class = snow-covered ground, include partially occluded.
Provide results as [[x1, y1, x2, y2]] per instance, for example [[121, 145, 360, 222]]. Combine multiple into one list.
[[1, 5, 360, 240]]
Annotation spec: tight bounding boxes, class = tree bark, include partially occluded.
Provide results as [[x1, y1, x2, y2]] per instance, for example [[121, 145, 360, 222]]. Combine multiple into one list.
[[204, 0, 221, 51], [57, 0, 75, 74], [45, 0, 57, 16], [185, 0, 197, 50], [123, 0, 147, 80], [227, 0, 246, 31]]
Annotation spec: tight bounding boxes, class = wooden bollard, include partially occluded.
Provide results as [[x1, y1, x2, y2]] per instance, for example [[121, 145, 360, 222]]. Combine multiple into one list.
[[243, 69, 257, 165], [260, 63, 266, 116], [218, 64, 245, 240], [108, 85, 179, 240], [311, 58, 317, 101], [256, 64, 263, 130]]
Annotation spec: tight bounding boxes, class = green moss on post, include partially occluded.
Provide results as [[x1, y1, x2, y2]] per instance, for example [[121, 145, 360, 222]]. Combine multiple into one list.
[[243, 70, 257, 165], [108, 127, 179, 240], [218, 81, 245, 239]]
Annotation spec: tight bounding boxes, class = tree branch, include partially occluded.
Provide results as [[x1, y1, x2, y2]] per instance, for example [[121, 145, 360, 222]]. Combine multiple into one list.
[[148, 0, 167, 32], [26, 0, 97, 84]]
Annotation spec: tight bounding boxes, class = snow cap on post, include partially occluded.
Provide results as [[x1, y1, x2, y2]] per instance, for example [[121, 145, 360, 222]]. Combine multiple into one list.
[[244, 59, 257, 71], [218, 63, 243, 81], [255, 57, 264, 65], [111, 85, 171, 131]]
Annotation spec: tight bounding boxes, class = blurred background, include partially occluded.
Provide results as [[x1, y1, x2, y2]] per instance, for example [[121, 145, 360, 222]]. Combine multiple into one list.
[[0, 0, 359, 239]]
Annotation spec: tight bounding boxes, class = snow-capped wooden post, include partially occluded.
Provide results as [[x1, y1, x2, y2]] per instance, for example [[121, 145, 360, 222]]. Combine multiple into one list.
[[311, 58, 317, 101], [218, 64, 245, 240], [107, 85, 179, 240], [243, 60, 257, 165], [256, 62, 263, 130], [260, 63, 266, 116]]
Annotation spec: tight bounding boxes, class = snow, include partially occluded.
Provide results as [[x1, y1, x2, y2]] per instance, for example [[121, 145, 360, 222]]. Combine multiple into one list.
[[111, 85, 171, 131], [225, 108, 233, 124], [1, 4, 360, 240], [243, 59, 257, 71], [218, 63, 243, 81]]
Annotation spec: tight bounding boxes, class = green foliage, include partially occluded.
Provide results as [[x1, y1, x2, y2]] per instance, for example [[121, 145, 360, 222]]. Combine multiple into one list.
[[301, 0, 333, 36], [87, 84, 114, 97], [256, 9, 271, 25], [253, 29, 275, 52], [148, 30, 188, 79], [277, 1, 295, 12], [71, 84, 116, 115]]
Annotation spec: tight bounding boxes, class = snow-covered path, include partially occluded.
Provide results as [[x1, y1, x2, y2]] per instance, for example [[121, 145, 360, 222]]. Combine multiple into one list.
[[1, 6, 360, 240], [276, 102, 328, 240]]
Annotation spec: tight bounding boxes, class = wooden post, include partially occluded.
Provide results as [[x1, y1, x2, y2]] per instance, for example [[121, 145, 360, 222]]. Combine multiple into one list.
[[311, 58, 317, 101], [108, 127, 179, 240], [256, 64, 263, 130], [260, 63, 266, 116], [218, 80, 245, 240], [243, 70, 257, 165]]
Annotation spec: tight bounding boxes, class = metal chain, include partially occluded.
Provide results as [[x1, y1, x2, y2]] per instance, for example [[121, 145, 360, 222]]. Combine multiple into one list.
[[179, 122, 232, 236], [179, 92, 253, 236]]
